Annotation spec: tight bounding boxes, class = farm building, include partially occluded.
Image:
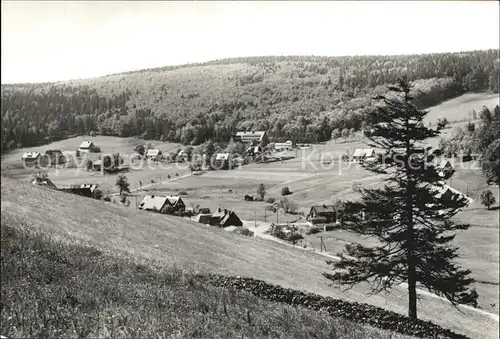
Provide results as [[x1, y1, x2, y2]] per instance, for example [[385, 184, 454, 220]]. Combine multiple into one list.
[[32, 175, 57, 189], [92, 160, 103, 171], [232, 131, 269, 146], [139, 195, 186, 214], [274, 140, 295, 151], [146, 149, 163, 161], [246, 145, 263, 156], [79, 141, 100, 153], [198, 207, 211, 214], [59, 184, 99, 198], [214, 153, 233, 170], [307, 205, 337, 224], [21, 152, 41, 167], [352, 149, 376, 162], [436, 159, 455, 177]]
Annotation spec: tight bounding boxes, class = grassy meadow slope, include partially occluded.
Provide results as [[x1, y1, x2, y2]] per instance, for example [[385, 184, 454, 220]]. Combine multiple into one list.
[[2, 50, 498, 151], [1, 177, 498, 339]]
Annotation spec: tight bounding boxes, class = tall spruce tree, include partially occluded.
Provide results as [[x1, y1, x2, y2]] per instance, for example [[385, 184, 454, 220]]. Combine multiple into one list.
[[323, 77, 478, 319]]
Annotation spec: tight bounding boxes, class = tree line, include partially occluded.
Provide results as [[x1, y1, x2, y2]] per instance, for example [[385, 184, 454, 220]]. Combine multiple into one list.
[[1, 50, 499, 153]]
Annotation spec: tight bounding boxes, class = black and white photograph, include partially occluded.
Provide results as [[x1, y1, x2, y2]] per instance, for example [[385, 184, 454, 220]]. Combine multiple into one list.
[[1, 1, 499, 338]]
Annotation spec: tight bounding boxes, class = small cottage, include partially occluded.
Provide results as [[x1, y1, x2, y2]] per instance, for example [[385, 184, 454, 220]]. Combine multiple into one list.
[[214, 153, 232, 170], [79, 141, 99, 153], [58, 184, 99, 198], [352, 149, 376, 162], [21, 152, 41, 167]]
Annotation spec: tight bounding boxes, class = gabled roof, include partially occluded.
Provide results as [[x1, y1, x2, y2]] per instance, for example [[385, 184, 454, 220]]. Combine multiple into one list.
[[220, 211, 243, 227], [311, 205, 336, 213], [21, 152, 40, 159], [79, 141, 94, 149], [139, 195, 168, 210], [353, 149, 375, 157], [146, 149, 161, 156], [45, 149, 62, 155], [215, 153, 230, 160]]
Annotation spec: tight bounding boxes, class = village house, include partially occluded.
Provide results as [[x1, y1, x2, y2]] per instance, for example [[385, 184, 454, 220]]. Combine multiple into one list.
[[352, 148, 376, 162], [232, 131, 269, 146], [45, 149, 64, 164], [307, 205, 337, 224], [436, 159, 455, 177], [146, 148, 163, 161], [59, 184, 99, 198], [21, 152, 41, 167], [79, 141, 100, 153], [214, 153, 233, 170], [32, 174, 58, 189]]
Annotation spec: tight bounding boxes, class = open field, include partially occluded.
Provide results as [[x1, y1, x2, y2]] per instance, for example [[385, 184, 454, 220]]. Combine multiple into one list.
[[1, 177, 498, 339], [2, 222, 417, 339], [423, 92, 500, 124]]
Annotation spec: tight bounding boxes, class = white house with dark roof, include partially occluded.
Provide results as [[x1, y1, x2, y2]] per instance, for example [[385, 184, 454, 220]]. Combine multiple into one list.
[[79, 141, 99, 153], [21, 152, 41, 166]]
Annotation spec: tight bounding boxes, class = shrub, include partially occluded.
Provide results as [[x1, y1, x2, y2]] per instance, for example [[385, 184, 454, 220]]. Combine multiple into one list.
[[175, 172, 179, 177], [103, 196, 111, 202], [480, 189, 496, 210], [306, 226, 321, 235], [281, 187, 292, 196], [266, 197, 276, 204]]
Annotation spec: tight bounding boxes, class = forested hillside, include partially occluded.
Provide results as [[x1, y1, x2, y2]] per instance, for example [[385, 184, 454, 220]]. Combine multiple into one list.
[[1, 50, 499, 152]]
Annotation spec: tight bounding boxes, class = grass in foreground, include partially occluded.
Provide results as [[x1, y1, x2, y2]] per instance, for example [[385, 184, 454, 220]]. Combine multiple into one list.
[[0, 223, 410, 339]]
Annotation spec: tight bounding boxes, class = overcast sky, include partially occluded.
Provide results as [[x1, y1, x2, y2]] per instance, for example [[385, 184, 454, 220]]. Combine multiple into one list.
[[2, 1, 499, 84]]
